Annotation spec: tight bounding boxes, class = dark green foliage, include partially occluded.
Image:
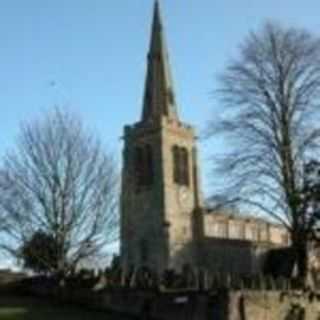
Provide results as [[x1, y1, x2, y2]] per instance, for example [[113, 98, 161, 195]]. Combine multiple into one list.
[[263, 248, 296, 278], [20, 231, 61, 274], [299, 160, 320, 239]]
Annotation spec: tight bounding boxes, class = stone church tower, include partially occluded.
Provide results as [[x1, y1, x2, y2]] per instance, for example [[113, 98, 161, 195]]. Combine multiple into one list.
[[120, 1, 202, 272]]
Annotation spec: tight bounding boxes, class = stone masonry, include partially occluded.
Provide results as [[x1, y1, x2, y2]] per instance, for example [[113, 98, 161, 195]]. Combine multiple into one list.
[[120, 1, 289, 274]]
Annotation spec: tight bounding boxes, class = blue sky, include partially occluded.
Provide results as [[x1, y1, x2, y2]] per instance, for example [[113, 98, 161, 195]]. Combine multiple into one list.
[[1, 0, 320, 196]]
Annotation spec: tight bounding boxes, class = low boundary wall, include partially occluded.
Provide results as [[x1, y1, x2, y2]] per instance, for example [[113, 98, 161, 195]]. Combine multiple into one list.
[[5, 280, 320, 320]]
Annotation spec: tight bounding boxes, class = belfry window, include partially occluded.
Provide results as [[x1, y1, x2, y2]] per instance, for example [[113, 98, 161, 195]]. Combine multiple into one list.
[[181, 148, 189, 186], [173, 146, 180, 184], [134, 144, 154, 189], [172, 145, 189, 186]]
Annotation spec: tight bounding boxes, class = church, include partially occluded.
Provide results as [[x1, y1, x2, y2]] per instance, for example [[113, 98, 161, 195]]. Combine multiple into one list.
[[120, 1, 289, 275]]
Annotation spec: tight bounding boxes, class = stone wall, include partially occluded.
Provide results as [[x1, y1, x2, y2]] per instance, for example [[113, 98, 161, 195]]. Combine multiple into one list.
[[18, 279, 320, 320], [200, 237, 269, 275], [227, 290, 320, 320], [0, 270, 26, 286]]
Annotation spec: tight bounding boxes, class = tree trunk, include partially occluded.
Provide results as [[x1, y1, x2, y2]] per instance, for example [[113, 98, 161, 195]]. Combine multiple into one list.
[[292, 233, 309, 287]]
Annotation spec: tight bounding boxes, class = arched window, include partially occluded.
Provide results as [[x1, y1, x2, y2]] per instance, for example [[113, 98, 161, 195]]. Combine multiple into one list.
[[173, 145, 180, 184], [172, 145, 189, 186], [134, 144, 154, 190], [181, 148, 189, 186]]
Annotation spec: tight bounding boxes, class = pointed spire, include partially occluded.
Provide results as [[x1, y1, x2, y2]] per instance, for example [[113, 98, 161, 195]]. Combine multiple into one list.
[[141, 1, 179, 123]]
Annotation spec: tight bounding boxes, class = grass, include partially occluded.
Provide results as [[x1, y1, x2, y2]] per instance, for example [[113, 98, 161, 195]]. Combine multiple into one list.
[[0, 295, 129, 320]]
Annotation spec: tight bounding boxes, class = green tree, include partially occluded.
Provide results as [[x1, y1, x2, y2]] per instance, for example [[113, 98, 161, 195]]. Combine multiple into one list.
[[20, 230, 60, 274]]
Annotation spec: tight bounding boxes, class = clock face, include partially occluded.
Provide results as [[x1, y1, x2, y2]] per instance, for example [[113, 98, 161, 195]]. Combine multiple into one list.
[[178, 187, 192, 210]]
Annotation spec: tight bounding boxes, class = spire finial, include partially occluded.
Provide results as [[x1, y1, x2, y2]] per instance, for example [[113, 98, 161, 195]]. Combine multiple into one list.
[[152, 0, 162, 32], [141, 1, 179, 123]]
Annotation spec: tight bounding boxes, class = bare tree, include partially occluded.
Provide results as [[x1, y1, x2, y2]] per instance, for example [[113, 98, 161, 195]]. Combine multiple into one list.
[[208, 23, 320, 281], [0, 108, 119, 275]]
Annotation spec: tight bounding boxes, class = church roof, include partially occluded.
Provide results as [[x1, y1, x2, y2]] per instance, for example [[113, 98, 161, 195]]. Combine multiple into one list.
[[141, 1, 179, 123]]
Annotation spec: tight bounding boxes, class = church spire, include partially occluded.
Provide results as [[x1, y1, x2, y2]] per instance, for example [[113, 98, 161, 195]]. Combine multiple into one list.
[[141, 1, 179, 123]]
